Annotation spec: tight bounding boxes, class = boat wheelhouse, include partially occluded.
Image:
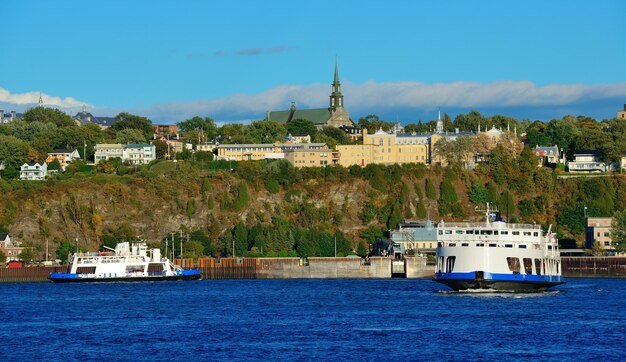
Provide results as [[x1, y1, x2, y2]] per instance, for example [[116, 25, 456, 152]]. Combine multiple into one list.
[[433, 205, 565, 291], [49, 241, 201, 283]]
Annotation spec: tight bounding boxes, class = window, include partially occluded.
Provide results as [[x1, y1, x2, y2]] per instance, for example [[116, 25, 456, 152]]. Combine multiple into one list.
[[519, 245, 527, 249], [533, 232, 539, 237], [604, 232, 610, 237], [523, 258, 533, 274], [489, 244, 497, 247], [505, 244, 513, 248], [455, 230, 464, 234], [461, 243, 469, 247], [477, 243, 484, 247], [445, 230, 452, 234], [507, 257, 521, 273], [523, 232, 532, 236], [535, 259, 542, 275], [445, 256, 456, 272], [512, 231, 520, 236], [501, 231, 508, 235]]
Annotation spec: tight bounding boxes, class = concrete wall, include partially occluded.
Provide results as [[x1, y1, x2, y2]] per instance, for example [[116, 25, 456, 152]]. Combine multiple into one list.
[[256, 257, 392, 279], [405, 256, 434, 278]]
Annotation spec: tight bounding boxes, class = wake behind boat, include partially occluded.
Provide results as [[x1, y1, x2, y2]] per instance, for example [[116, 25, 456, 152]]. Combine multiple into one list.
[[49, 241, 201, 283], [433, 203, 565, 292]]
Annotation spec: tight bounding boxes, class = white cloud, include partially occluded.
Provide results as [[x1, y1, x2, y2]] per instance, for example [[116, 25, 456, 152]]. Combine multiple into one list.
[[0, 87, 91, 108], [139, 80, 626, 122]]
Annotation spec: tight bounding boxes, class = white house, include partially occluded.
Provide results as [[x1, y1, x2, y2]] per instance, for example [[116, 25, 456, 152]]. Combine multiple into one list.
[[122, 144, 156, 165], [567, 151, 608, 173], [20, 162, 48, 180], [0, 233, 23, 261]]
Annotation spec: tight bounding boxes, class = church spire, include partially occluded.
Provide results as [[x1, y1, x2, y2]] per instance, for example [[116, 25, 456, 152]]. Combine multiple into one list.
[[329, 61, 344, 111], [436, 108, 443, 133], [38, 93, 44, 107]]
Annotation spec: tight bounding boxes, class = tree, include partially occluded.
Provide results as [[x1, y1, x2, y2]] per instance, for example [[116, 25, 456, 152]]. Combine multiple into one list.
[[469, 182, 488, 204], [0, 135, 30, 178], [56, 240, 75, 264], [115, 128, 146, 144], [177, 116, 218, 141], [19, 247, 35, 262], [0, 250, 6, 263], [234, 182, 250, 211], [611, 209, 626, 254], [425, 178, 437, 199], [152, 140, 168, 159], [287, 119, 317, 138], [453, 110, 485, 132], [246, 120, 287, 143], [357, 114, 393, 132], [47, 158, 61, 171], [110, 112, 153, 140], [21, 107, 75, 127], [319, 126, 349, 145]]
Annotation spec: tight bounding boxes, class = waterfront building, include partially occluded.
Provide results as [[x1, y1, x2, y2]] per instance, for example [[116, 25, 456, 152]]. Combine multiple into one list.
[[19, 162, 48, 180], [567, 150, 609, 172], [585, 217, 615, 254], [618, 104, 626, 120], [266, 63, 353, 130], [0, 233, 23, 262], [46, 148, 81, 170], [389, 220, 438, 254]]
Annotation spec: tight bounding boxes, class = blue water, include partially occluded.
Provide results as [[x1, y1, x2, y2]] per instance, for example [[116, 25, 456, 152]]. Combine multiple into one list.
[[0, 278, 624, 361]]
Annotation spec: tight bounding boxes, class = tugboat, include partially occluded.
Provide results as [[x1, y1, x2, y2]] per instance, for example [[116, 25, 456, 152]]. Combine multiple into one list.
[[433, 203, 565, 291], [49, 241, 201, 283]]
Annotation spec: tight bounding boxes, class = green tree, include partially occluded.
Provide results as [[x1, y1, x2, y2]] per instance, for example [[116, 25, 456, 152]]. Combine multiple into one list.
[[177, 116, 218, 141], [319, 126, 349, 144], [0, 250, 6, 263], [469, 182, 488, 204], [425, 178, 437, 199], [56, 240, 75, 263], [234, 182, 250, 211], [453, 110, 485, 132], [0, 135, 30, 178], [287, 119, 318, 138], [182, 240, 205, 259], [247, 120, 287, 143], [47, 158, 61, 171], [110, 112, 153, 140], [21, 107, 75, 127], [19, 247, 35, 262], [611, 209, 626, 254], [115, 128, 147, 144], [152, 140, 168, 159]]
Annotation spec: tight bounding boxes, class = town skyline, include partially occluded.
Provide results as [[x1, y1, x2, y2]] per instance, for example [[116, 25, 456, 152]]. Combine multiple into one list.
[[1, 1, 625, 123]]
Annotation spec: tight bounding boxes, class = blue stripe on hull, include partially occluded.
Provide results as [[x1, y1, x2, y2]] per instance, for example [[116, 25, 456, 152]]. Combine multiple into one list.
[[434, 271, 565, 291], [435, 271, 564, 284]]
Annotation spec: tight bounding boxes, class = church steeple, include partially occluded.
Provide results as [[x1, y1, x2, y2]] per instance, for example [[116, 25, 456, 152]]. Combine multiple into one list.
[[329, 61, 344, 111], [38, 93, 44, 107]]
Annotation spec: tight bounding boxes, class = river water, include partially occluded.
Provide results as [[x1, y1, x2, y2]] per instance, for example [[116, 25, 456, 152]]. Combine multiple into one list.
[[0, 278, 624, 361]]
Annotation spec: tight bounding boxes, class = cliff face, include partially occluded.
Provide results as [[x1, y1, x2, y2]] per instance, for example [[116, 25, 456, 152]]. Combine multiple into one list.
[[0, 162, 392, 256]]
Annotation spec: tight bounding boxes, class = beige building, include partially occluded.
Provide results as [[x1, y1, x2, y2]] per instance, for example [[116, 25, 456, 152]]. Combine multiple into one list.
[[618, 104, 626, 120], [585, 217, 615, 252], [284, 148, 339, 168], [216, 142, 327, 161], [336, 128, 430, 167]]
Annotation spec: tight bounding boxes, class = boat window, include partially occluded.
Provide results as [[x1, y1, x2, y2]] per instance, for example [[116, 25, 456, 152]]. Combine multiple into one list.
[[505, 244, 513, 248], [448, 243, 456, 247], [455, 230, 464, 235], [523, 258, 533, 274], [501, 231, 509, 235], [437, 256, 444, 273], [533, 232, 539, 237], [76, 266, 96, 274], [445, 230, 452, 235], [438, 230, 443, 235], [480, 230, 493, 235], [493, 231, 499, 235], [437, 242, 443, 247], [512, 231, 520, 236], [548, 245, 553, 250], [445, 256, 456, 272], [534, 259, 542, 275], [489, 243, 497, 247], [477, 243, 484, 247], [507, 257, 521, 274], [519, 244, 527, 249], [461, 243, 469, 247], [466, 230, 473, 234], [523, 232, 532, 236]]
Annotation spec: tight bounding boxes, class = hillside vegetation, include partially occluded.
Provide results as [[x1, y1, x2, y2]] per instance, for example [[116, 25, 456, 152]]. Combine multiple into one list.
[[1, 157, 625, 261]]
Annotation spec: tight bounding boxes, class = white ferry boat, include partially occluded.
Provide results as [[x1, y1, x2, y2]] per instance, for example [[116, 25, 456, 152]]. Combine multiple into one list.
[[49, 241, 201, 283], [433, 204, 565, 291]]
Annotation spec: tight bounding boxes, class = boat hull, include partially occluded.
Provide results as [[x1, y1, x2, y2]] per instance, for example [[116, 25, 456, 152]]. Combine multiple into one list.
[[49, 270, 202, 283], [433, 271, 565, 292]]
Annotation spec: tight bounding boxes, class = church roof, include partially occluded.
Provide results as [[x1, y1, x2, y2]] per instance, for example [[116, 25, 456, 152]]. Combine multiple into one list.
[[269, 108, 331, 125]]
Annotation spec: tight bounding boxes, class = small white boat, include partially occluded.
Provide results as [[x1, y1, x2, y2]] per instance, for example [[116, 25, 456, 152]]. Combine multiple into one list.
[[49, 241, 201, 283], [433, 203, 565, 291]]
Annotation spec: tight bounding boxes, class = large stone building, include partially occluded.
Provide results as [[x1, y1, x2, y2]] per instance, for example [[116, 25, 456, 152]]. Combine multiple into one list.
[[267, 63, 352, 130]]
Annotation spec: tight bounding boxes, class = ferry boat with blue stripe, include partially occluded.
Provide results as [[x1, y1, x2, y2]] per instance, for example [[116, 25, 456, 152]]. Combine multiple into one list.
[[49, 242, 201, 283], [433, 204, 565, 291]]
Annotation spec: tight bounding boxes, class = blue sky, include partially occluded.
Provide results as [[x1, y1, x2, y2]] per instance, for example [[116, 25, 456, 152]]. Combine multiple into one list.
[[1, 0, 625, 124]]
